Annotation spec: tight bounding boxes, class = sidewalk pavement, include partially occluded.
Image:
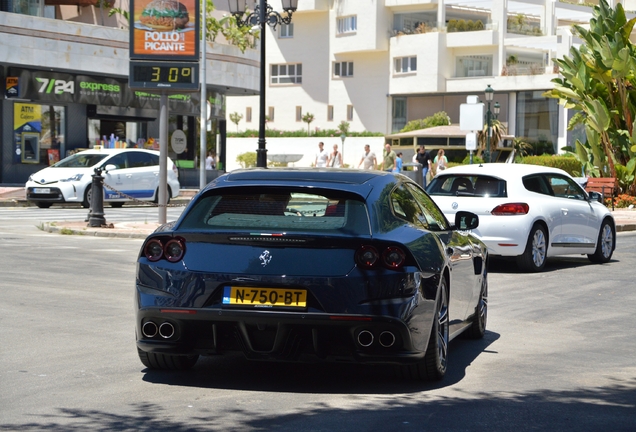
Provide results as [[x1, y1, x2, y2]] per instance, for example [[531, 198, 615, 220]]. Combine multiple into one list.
[[2, 186, 636, 238]]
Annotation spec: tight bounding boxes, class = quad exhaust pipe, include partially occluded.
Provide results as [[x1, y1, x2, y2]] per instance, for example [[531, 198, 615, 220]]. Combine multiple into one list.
[[357, 330, 374, 347], [142, 321, 175, 339], [159, 322, 175, 339], [142, 321, 158, 338], [379, 331, 396, 348], [356, 330, 396, 348]]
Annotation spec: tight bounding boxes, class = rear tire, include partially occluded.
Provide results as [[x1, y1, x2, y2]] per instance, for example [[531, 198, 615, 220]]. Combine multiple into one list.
[[399, 278, 449, 381], [137, 348, 198, 370], [153, 187, 172, 205], [81, 185, 91, 209], [36, 203, 52, 209], [464, 273, 488, 339], [588, 219, 614, 263], [516, 224, 547, 272]]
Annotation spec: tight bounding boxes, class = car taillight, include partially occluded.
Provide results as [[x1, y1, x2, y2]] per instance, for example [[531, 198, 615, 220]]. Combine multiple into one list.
[[356, 245, 379, 269], [491, 203, 529, 215], [382, 246, 406, 269], [356, 245, 407, 270], [143, 237, 186, 262], [144, 239, 164, 262], [164, 239, 185, 262]]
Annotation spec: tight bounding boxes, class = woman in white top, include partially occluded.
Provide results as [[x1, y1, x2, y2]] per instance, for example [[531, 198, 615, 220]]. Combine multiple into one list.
[[328, 144, 343, 168]]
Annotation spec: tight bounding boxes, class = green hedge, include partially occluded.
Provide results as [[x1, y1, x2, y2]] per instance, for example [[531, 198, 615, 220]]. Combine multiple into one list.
[[227, 128, 384, 138], [519, 155, 583, 176]]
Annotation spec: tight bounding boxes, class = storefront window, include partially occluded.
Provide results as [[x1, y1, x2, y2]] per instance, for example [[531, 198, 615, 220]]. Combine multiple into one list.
[[13, 103, 65, 166], [88, 119, 148, 150], [515, 91, 558, 154]]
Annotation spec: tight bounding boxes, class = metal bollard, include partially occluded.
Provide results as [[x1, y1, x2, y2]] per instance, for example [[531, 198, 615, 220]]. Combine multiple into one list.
[[88, 167, 106, 227]]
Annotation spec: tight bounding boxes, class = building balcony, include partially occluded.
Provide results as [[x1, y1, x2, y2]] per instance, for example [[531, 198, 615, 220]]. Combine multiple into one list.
[[446, 29, 498, 48], [296, 0, 329, 12]]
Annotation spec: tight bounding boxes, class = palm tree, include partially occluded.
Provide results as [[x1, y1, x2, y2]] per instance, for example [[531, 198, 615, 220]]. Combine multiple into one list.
[[477, 119, 507, 160]]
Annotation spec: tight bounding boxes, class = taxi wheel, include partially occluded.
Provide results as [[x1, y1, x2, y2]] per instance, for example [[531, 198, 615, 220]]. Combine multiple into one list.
[[82, 185, 91, 208], [137, 348, 198, 370], [153, 187, 172, 204]]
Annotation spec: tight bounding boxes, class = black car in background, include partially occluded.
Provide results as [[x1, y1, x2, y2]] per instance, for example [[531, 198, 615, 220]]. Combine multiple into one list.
[[135, 169, 488, 381]]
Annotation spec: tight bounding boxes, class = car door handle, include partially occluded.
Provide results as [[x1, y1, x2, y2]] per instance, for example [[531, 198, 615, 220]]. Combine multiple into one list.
[[561, 208, 568, 215], [126, 174, 133, 178]]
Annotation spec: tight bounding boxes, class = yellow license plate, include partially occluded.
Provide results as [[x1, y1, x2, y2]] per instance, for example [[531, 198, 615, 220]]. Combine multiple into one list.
[[223, 287, 307, 308]]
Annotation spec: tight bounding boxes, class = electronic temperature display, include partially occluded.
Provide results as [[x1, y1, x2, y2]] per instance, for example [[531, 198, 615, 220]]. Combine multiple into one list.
[[129, 61, 199, 91]]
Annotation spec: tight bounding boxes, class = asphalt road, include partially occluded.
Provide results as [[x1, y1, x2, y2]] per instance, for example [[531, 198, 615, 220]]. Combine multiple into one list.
[[0, 212, 634, 432]]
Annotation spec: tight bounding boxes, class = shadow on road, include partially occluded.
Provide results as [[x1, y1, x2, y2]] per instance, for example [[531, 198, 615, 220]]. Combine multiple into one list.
[[137, 330, 500, 394], [2, 376, 635, 431], [488, 256, 618, 274]]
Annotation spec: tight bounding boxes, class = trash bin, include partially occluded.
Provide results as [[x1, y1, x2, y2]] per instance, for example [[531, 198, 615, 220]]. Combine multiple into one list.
[[401, 162, 423, 187]]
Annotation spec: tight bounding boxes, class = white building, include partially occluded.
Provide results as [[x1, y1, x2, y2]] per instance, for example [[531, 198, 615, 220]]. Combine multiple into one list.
[[227, 0, 636, 160]]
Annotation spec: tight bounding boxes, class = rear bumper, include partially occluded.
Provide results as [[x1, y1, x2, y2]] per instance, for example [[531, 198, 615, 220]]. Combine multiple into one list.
[[135, 302, 431, 365]]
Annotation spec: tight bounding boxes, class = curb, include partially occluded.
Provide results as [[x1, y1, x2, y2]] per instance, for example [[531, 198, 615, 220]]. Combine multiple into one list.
[[40, 224, 153, 239], [0, 198, 192, 208]]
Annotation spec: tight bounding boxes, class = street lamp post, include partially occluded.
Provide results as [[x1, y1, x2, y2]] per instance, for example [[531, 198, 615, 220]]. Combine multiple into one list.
[[484, 85, 494, 164], [340, 133, 346, 166], [229, 0, 298, 168], [484, 85, 501, 164]]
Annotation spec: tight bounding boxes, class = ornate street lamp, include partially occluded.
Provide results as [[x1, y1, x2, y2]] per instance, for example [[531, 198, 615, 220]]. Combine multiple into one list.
[[229, 0, 299, 168], [484, 85, 496, 163]]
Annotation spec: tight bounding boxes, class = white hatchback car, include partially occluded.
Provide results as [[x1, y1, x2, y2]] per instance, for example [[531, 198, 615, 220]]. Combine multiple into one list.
[[426, 163, 615, 271], [26, 148, 180, 208]]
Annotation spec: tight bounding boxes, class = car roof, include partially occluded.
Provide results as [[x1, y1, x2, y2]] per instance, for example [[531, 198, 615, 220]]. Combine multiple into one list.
[[75, 148, 159, 155], [440, 162, 569, 179], [204, 168, 400, 198]]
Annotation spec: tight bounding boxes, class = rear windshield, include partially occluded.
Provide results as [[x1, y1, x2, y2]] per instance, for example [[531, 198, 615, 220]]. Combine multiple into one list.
[[53, 153, 108, 168], [426, 175, 507, 198], [178, 189, 371, 236]]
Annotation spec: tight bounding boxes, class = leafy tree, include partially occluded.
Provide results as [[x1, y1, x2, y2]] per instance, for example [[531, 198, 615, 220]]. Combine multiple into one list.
[[338, 121, 350, 135], [400, 111, 451, 133], [302, 112, 315, 136], [236, 152, 257, 168], [229, 112, 243, 132], [545, 0, 636, 192]]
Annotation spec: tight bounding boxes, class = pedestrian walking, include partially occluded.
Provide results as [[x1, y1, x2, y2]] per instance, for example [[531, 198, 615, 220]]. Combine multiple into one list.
[[328, 144, 343, 168], [382, 143, 397, 172], [433, 148, 448, 176], [315, 142, 329, 167], [415, 145, 432, 186], [357, 144, 377, 170], [393, 152, 403, 173]]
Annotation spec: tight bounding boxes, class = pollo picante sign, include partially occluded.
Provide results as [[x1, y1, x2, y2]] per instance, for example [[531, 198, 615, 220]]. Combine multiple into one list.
[[129, 0, 199, 61]]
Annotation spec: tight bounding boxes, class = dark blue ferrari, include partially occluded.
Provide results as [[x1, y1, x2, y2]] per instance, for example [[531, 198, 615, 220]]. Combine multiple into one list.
[[135, 168, 488, 381]]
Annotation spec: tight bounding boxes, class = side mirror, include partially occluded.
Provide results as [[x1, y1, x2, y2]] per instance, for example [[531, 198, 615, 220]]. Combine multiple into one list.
[[454, 211, 479, 230], [587, 190, 603, 204], [104, 164, 117, 173]]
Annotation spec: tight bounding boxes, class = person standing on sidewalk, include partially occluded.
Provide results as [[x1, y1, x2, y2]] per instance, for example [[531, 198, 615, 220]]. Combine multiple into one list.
[[357, 144, 377, 170], [415, 145, 432, 186], [315, 142, 329, 167], [382, 143, 397, 172]]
